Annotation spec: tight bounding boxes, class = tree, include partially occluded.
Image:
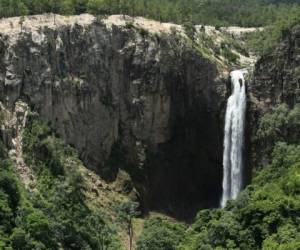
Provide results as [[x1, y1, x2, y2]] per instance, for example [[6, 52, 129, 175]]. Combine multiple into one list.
[[87, 0, 106, 15], [115, 201, 140, 250], [10, 228, 27, 250], [73, 0, 89, 14], [137, 217, 187, 250], [59, 0, 75, 15], [0, 0, 28, 17], [87, 212, 113, 250]]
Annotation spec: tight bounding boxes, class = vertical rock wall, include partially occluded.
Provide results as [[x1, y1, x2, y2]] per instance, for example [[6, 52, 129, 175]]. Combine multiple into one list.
[[0, 15, 228, 218], [248, 25, 300, 171]]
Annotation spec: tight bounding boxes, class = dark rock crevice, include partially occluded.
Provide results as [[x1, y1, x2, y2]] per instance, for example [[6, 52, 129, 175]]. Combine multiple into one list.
[[144, 60, 225, 220]]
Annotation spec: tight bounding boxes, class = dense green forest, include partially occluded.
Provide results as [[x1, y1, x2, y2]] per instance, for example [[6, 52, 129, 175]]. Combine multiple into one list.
[[1, 0, 300, 27]]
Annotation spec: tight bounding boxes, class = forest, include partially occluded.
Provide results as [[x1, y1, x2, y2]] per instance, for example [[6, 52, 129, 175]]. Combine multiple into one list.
[[1, 0, 300, 27]]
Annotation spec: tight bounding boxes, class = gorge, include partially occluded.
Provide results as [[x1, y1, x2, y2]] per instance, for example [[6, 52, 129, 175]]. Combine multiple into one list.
[[0, 14, 231, 220], [0, 11, 299, 250]]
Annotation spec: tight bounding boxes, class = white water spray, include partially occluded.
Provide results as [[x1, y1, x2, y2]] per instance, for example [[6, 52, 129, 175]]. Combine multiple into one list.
[[221, 69, 247, 208]]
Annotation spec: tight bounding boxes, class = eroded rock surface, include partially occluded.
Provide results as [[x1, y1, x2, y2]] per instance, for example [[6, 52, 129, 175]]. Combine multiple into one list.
[[0, 14, 228, 218], [248, 25, 300, 170]]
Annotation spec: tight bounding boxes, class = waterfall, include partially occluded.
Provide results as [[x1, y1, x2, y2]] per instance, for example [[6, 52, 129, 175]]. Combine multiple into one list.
[[221, 69, 247, 208]]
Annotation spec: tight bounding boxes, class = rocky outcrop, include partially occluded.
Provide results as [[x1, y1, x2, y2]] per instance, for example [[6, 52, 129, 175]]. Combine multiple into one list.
[[0, 14, 229, 218], [248, 25, 300, 169], [0, 101, 35, 189], [250, 26, 300, 108]]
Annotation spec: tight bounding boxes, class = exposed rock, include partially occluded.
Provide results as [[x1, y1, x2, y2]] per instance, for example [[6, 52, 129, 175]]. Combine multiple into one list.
[[251, 26, 300, 108], [0, 14, 229, 219], [0, 100, 35, 188], [220, 26, 263, 40], [248, 25, 300, 171]]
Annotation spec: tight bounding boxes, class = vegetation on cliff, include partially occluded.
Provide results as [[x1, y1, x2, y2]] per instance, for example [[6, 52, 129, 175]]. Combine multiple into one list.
[[246, 6, 300, 55], [0, 113, 124, 249]]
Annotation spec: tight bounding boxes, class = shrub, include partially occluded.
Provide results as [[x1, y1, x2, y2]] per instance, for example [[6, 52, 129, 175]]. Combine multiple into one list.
[[137, 217, 186, 250], [221, 46, 240, 64], [125, 21, 135, 29], [183, 21, 196, 39], [138, 27, 149, 37]]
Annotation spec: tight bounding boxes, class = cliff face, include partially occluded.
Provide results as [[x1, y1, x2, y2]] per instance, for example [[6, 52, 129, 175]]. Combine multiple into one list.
[[251, 26, 300, 108], [0, 14, 228, 218], [248, 25, 300, 169]]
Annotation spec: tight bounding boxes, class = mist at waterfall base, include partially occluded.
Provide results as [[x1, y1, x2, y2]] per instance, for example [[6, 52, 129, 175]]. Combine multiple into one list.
[[221, 70, 247, 208]]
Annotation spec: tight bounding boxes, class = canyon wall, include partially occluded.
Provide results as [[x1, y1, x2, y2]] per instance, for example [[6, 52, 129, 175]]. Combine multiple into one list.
[[248, 25, 300, 169], [0, 14, 228, 218]]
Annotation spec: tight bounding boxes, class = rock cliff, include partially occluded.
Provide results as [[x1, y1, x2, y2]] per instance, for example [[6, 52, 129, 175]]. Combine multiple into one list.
[[251, 26, 300, 108], [248, 25, 300, 170], [0, 14, 234, 218]]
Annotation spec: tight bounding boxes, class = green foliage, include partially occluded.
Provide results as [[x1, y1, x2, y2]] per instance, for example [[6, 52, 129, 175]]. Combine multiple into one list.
[[0, 149, 20, 236], [23, 113, 65, 176], [137, 26, 149, 37], [178, 141, 300, 250], [255, 102, 300, 160], [220, 42, 240, 64], [22, 113, 121, 249], [262, 224, 300, 250], [0, 0, 28, 17], [115, 201, 140, 225], [125, 21, 135, 29], [183, 21, 196, 40], [115, 201, 140, 250], [246, 7, 300, 55], [2, 0, 300, 28], [137, 217, 187, 250], [188, 209, 255, 249], [10, 227, 27, 249], [256, 104, 291, 142], [0, 113, 122, 249]]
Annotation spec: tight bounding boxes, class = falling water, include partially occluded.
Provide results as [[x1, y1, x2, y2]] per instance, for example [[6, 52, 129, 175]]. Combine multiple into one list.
[[221, 69, 247, 208]]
